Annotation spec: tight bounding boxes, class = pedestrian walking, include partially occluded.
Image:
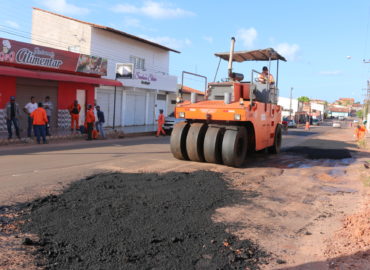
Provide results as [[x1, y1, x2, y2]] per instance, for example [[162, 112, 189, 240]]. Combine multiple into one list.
[[23, 96, 38, 137], [5, 96, 21, 139], [96, 106, 106, 139], [44, 96, 53, 136], [156, 109, 166, 137], [85, 104, 95, 140], [30, 102, 48, 144], [68, 100, 81, 131]]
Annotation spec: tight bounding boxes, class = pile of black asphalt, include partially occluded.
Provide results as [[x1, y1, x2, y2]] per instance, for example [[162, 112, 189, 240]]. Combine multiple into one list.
[[21, 171, 269, 270], [284, 146, 352, 159]]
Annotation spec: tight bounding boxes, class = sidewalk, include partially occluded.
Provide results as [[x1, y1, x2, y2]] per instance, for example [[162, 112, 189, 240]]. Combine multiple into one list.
[[0, 124, 157, 146]]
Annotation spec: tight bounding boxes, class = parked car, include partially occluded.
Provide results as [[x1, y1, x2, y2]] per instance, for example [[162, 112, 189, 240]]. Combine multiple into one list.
[[287, 120, 297, 128], [163, 112, 186, 134], [332, 121, 341, 128], [312, 119, 320, 126]]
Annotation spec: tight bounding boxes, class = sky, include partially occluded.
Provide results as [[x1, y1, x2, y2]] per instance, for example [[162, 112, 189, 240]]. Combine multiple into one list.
[[0, 0, 370, 103]]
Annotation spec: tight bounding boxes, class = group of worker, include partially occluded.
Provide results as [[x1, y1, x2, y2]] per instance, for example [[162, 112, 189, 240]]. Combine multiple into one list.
[[5, 95, 106, 143], [67, 100, 106, 141], [5, 95, 53, 144]]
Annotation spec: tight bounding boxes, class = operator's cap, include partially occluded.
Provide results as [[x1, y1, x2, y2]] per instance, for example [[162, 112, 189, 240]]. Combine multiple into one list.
[[10, 96, 15, 100]]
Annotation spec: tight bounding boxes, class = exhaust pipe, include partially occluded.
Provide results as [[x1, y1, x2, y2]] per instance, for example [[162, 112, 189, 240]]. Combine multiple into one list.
[[228, 37, 235, 79]]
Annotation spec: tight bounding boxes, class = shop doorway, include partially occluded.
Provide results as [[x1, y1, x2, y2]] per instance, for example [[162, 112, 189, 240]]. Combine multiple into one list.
[[16, 78, 58, 136], [76, 90, 86, 126]]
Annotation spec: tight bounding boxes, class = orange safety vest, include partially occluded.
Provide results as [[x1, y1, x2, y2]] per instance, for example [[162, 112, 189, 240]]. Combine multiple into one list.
[[85, 109, 95, 123], [158, 114, 165, 125], [355, 125, 366, 140], [31, 108, 48, 125]]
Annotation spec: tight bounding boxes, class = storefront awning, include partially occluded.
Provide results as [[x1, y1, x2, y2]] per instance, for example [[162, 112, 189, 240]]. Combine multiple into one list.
[[0, 65, 122, 86]]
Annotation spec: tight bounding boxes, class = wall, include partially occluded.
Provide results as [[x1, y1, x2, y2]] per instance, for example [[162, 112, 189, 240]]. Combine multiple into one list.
[[57, 82, 95, 128], [0, 76, 16, 108], [91, 29, 177, 92], [58, 82, 94, 109], [0, 76, 16, 131], [277, 97, 299, 114], [91, 28, 169, 76], [32, 9, 92, 54]]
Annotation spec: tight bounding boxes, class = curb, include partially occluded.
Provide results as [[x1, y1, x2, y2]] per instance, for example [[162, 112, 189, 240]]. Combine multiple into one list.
[[0, 130, 157, 146]]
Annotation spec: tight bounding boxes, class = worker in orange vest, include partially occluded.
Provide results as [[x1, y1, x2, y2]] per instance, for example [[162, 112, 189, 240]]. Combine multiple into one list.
[[85, 104, 95, 140], [156, 109, 166, 137], [30, 102, 48, 144], [68, 100, 81, 131], [355, 122, 367, 148]]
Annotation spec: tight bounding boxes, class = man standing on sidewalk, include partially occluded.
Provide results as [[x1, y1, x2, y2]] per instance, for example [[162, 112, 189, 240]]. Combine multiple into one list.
[[68, 100, 81, 132], [30, 102, 48, 144], [5, 96, 21, 140], [23, 96, 37, 138], [85, 104, 95, 141], [44, 96, 53, 136], [96, 106, 106, 139]]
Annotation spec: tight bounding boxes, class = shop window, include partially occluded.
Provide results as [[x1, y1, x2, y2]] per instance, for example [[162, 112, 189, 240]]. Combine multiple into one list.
[[130, 56, 145, 71], [171, 100, 176, 104]]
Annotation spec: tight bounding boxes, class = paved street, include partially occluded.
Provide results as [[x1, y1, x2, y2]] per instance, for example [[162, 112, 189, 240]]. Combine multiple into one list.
[[0, 126, 326, 206], [1, 125, 370, 269]]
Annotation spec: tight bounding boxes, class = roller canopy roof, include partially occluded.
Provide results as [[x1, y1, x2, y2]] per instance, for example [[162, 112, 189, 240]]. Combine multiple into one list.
[[215, 48, 287, 62]]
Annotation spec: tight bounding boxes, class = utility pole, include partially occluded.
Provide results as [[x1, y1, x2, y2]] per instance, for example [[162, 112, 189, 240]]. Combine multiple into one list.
[[367, 80, 370, 131], [289, 87, 293, 120]]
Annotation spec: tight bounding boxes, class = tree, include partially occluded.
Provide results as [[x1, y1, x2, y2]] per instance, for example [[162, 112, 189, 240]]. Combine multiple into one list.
[[356, 110, 363, 118], [297, 96, 310, 103]]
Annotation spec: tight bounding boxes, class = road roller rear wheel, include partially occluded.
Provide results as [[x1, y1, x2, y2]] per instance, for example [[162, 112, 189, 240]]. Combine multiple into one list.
[[203, 127, 223, 164], [170, 122, 190, 160], [268, 124, 282, 154], [186, 123, 208, 162], [222, 126, 247, 167]]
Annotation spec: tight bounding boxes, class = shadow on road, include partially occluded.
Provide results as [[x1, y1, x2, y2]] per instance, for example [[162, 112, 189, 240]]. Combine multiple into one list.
[[284, 129, 319, 137], [275, 249, 370, 270]]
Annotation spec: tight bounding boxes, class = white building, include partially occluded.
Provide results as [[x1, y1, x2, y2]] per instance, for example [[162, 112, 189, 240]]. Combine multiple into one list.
[[31, 8, 179, 127], [277, 97, 299, 119], [310, 102, 325, 119]]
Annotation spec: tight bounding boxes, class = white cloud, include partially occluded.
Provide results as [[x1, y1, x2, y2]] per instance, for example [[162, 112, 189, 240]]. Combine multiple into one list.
[[139, 35, 191, 49], [40, 0, 90, 15], [113, 1, 195, 19], [275, 43, 300, 61], [122, 17, 156, 32], [319, 70, 343, 76], [203, 36, 213, 44], [5, 20, 19, 29], [237, 27, 257, 48], [123, 17, 142, 28]]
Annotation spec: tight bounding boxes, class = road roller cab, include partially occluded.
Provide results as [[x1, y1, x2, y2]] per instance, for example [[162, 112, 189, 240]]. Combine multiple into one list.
[[170, 38, 286, 167]]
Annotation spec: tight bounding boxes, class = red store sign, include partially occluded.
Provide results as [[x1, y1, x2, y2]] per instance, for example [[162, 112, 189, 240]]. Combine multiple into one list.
[[0, 38, 107, 76]]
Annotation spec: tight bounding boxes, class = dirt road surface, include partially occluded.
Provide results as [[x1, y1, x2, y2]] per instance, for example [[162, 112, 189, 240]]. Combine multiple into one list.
[[1, 125, 370, 269]]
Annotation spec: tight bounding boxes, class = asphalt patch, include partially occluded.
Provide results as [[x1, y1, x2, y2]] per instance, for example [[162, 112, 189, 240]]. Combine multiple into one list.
[[21, 171, 268, 270], [284, 147, 352, 160]]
